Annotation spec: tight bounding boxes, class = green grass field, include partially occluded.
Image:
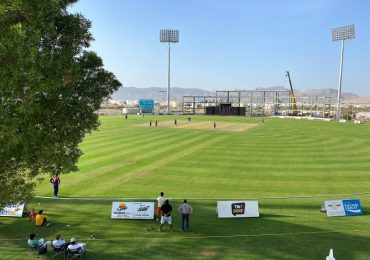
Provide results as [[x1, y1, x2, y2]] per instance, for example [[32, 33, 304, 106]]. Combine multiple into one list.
[[1, 115, 370, 259]]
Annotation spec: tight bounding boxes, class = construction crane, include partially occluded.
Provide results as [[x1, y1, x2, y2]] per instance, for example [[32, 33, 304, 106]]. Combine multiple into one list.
[[286, 71, 298, 115]]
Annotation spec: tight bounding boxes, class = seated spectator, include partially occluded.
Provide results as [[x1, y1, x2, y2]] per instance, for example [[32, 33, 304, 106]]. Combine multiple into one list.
[[27, 234, 39, 248], [52, 234, 67, 249], [35, 210, 47, 227], [27, 233, 49, 254], [67, 237, 86, 253]]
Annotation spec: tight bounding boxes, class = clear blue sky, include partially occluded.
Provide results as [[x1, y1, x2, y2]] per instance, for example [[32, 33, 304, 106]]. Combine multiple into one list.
[[70, 0, 370, 96]]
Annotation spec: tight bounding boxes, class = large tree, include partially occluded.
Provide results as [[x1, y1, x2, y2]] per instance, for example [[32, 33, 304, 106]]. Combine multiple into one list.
[[0, 0, 122, 207]]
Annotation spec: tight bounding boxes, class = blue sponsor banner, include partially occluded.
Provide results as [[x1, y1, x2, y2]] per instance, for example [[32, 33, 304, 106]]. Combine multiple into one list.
[[343, 199, 363, 216]]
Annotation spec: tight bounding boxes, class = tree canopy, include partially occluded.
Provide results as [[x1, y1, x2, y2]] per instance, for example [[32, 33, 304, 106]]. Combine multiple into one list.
[[0, 0, 122, 207]]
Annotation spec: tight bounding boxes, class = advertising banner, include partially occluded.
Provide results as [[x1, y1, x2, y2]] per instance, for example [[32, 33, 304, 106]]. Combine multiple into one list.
[[324, 199, 363, 217], [324, 200, 345, 217], [343, 199, 363, 216], [111, 202, 154, 219], [217, 201, 259, 218], [0, 203, 25, 218]]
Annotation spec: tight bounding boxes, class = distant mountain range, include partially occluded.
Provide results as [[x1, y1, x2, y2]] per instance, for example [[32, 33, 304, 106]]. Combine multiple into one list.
[[112, 87, 213, 101], [112, 86, 367, 103], [255, 86, 359, 100]]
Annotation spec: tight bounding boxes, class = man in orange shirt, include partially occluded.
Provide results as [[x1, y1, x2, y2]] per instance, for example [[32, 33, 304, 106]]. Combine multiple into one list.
[[35, 210, 47, 227]]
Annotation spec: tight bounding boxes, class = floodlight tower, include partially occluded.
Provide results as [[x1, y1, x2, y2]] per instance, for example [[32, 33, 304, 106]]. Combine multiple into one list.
[[160, 29, 179, 114], [332, 24, 355, 119]]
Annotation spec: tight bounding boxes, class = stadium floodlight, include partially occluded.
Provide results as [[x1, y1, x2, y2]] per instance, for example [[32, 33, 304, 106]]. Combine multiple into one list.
[[332, 24, 355, 119], [160, 29, 179, 43], [160, 29, 179, 114]]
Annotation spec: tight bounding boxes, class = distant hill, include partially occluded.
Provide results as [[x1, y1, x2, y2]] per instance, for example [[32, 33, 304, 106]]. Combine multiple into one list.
[[255, 86, 358, 101], [112, 87, 213, 101], [301, 88, 358, 100], [112, 86, 362, 102]]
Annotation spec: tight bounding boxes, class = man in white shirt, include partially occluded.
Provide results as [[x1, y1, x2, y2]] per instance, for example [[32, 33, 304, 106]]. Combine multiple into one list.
[[52, 234, 65, 249], [67, 238, 86, 253], [156, 192, 166, 221], [178, 199, 193, 231]]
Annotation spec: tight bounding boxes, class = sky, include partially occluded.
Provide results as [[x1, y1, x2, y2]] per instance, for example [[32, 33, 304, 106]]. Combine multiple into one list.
[[69, 0, 370, 96]]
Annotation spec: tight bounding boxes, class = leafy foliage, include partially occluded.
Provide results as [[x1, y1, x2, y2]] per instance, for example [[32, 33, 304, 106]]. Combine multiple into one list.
[[0, 0, 122, 207]]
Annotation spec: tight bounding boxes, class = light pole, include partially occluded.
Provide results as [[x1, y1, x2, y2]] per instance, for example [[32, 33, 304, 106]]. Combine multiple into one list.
[[332, 24, 355, 119], [160, 29, 179, 114]]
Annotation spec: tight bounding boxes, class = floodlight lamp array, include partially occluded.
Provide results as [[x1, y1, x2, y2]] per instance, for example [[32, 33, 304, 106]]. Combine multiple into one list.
[[160, 29, 179, 43], [332, 25, 355, 41]]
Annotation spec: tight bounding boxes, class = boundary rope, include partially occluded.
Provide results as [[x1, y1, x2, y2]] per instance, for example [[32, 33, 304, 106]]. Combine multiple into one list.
[[34, 191, 370, 201], [0, 230, 362, 241]]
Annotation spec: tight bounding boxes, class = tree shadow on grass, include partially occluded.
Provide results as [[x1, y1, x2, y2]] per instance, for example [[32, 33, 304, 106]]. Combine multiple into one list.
[[259, 213, 295, 218], [1, 198, 369, 259]]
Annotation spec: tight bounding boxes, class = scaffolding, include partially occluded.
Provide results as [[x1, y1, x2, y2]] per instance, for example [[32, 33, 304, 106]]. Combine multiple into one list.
[[182, 90, 332, 117], [182, 96, 216, 115]]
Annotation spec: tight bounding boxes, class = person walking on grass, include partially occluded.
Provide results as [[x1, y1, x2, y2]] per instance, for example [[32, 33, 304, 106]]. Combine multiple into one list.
[[178, 199, 193, 231], [159, 200, 173, 232], [50, 174, 60, 198]]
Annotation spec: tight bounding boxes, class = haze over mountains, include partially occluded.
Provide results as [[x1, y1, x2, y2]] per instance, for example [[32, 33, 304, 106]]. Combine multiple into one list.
[[112, 87, 366, 103]]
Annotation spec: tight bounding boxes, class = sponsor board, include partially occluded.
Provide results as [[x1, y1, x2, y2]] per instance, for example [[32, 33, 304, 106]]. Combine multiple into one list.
[[0, 203, 25, 218], [111, 202, 154, 219], [217, 201, 259, 218], [324, 199, 363, 217], [343, 199, 363, 216]]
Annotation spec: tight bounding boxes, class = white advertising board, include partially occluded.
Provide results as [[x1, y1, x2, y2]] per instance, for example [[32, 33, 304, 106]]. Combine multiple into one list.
[[217, 201, 259, 218], [324, 199, 363, 217], [324, 200, 345, 217], [111, 202, 154, 219], [0, 203, 25, 218]]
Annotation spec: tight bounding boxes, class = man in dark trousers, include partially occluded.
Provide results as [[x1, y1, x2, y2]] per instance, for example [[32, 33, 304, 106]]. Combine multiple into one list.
[[159, 200, 173, 232], [50, 174, 60, 198], [178, 199, 193, 231]]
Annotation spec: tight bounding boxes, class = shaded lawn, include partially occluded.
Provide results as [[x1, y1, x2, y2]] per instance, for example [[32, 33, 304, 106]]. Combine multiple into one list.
[[0, 197, 369, 259]]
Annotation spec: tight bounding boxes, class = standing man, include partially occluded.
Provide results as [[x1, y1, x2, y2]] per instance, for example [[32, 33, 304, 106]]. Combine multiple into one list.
[[50, 174, 60, 198], [159, 199, 173, 232], [178, 199, 193, 231], [174, 119, 177, 126], [156, 192, 166, 221], [213, 122, 216, 129]]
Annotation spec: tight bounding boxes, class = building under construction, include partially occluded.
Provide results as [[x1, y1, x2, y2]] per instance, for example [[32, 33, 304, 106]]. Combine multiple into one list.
[[182, 90, 332, 117]]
